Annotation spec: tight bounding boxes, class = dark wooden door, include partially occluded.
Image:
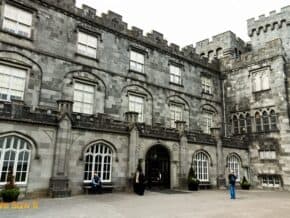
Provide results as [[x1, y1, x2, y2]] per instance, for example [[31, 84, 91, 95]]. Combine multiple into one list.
[[145, 145, 170, 189]]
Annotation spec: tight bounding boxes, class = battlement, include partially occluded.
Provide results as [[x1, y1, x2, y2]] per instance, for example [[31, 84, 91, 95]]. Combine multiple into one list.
[[195, 31, 246, 60], [31, 0, 219, 70], [221, 39, 285, 71], [247, 5, 290, 37], [196, 31, 245, 48]]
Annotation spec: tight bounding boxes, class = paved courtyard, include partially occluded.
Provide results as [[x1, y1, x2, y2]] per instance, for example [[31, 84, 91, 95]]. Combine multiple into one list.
[[1, 190, 290, 218]]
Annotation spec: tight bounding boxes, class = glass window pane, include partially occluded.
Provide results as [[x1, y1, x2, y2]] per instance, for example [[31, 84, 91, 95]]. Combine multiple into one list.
[[73, 82, 94, 114]]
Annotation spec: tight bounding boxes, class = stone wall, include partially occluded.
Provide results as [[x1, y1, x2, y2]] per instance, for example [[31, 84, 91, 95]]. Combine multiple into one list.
[[247, 6, 290, 59]]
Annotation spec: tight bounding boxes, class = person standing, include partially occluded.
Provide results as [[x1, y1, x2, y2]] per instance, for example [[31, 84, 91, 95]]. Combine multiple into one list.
[[91, 172, 102, 194], [134, 165, 145, 195], [228, 171, 237, 199]]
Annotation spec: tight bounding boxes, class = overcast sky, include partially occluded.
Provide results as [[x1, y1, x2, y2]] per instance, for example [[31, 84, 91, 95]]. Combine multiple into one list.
[[76, 0, 290, 47]]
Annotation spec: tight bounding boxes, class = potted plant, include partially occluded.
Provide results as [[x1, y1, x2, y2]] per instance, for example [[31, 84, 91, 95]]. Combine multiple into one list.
[[240, 176, 251, 190], [188, 166, 200, 191], [1, 169, 20, 202]]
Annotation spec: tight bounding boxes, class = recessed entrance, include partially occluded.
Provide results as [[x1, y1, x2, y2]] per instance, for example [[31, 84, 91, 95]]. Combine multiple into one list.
[[145, 145, 170, 189]]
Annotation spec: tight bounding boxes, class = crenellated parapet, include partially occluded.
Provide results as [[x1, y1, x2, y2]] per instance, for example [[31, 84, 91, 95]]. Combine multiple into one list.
[[24, 0, 219, 70], [195, 31, 246, 60], [247, 5, 290, 37], [221, 39, 285, 72]]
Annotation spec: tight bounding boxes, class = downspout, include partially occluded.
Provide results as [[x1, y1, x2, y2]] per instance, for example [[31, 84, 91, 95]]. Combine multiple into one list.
[[221, 74, 227, 137]]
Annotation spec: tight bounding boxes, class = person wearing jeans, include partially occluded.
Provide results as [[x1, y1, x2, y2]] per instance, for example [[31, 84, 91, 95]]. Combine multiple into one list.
[[228, 171, 237, 199]]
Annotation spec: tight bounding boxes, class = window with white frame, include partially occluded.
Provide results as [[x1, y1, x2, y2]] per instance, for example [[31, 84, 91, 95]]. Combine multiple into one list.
[[193, 151, 209, 182], [259, 145, 276, 160], [129, 94, 144, 122], [227, 155, 241, 181], [169, 65, 181, 84], [0, 64, 26, 101], [2, 4, 32, 38], [130, 50, 145, 73], [73, 82, 94, 114], [201, 77, 213, 94], [252, 69, 270, 92], [0, 135, 31, 185], [83, 143, 112, 183], [261, 175, 280, 188], [203, 112, 213, 134], [170, 104, 183, 128], [77, 32, 98, 58]]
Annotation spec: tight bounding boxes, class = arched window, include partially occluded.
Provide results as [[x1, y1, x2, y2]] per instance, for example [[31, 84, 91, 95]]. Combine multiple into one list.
[[208, 51, 214, 61], [233, 115, 239, 134], [216, 48, 223, 58], [193, 151, 209, 182], [263, 111, 269, 132], [270, 110, 277, 130], [239, 115, 245, 134], [246, 113, 252, 133], [227, 154, 241, 181], [255, 112, 262, 132], [84, 142, 113, 182], [0, 135, 31, 184]]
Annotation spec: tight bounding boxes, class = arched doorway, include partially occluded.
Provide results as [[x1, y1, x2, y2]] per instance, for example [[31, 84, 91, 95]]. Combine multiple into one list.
[[145, 145, 170, 189]]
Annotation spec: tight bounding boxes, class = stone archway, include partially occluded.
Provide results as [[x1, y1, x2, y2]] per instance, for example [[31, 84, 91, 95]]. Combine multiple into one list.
[[145, 145, 170, 189]]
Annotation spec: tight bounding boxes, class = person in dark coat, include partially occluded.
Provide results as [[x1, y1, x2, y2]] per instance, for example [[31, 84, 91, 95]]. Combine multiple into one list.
[[134, 165, 145, 195], [228, 171, 237, 199], [91, 172, 102, 194]]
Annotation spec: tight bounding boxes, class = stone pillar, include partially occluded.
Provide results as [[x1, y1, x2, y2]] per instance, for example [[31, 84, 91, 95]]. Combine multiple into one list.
[[49, 100, 73, 198], [57, 100, 73, 116], [125, 112, 139, 190], [211, 127, 226, 189], [11, 99, 25, 118], [175, 121, 188, 188], [125, 111, 138, 124]]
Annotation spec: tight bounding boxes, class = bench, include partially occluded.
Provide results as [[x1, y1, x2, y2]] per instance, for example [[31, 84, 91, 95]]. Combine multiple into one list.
[[83, 183, 114, 194], [199, 182, 212, 190]]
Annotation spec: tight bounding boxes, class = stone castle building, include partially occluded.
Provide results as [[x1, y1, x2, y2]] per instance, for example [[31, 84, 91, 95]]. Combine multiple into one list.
[[0, 0, 289, 197]]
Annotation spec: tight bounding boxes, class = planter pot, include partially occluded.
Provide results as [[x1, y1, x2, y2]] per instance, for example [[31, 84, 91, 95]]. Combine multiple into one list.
[[1, 189, 20, 202], [188, 183, 199, 191], [241, 184, 251, 190]]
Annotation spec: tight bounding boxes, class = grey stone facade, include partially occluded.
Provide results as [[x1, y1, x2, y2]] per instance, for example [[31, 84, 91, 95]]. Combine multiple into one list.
[[0, 0, 288, 197]]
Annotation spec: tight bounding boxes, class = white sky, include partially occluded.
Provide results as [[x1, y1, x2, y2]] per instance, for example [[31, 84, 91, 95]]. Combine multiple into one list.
[[76, 0, 290, 47]]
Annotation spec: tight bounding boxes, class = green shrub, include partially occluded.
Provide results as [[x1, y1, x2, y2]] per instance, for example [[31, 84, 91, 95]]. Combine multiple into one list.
[[0, 168, 20, 202], [240, 176, 251, 190], [1, 188, 20, 202], [188, 167, 199, 190]]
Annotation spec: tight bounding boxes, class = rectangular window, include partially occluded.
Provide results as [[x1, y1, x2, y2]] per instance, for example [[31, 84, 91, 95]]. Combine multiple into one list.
[[170, 104, 183, 128], [252, 69, 270, 92], [259, 150, 276, 160], [203, 112, 213, 134], [129, 95, 144, 122], [261, 175, 280, 188], [201, 77, 212, 94], [0, 64, 26, 101], [130, 50, 145, 73], [77, 32, 98, 58], [169, 65, 181, 84], [3, 4, 32, 38], [73, 82, 94, 114]]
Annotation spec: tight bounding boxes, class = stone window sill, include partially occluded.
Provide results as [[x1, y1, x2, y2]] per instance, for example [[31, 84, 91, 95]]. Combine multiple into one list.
[[201, 91, 213, 96], [75, 52, 99, 62], [169, 82, 183, 87], [128, 69, 147, 76], [252, 88, 271, 94], [0, 29, 33, 41]]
